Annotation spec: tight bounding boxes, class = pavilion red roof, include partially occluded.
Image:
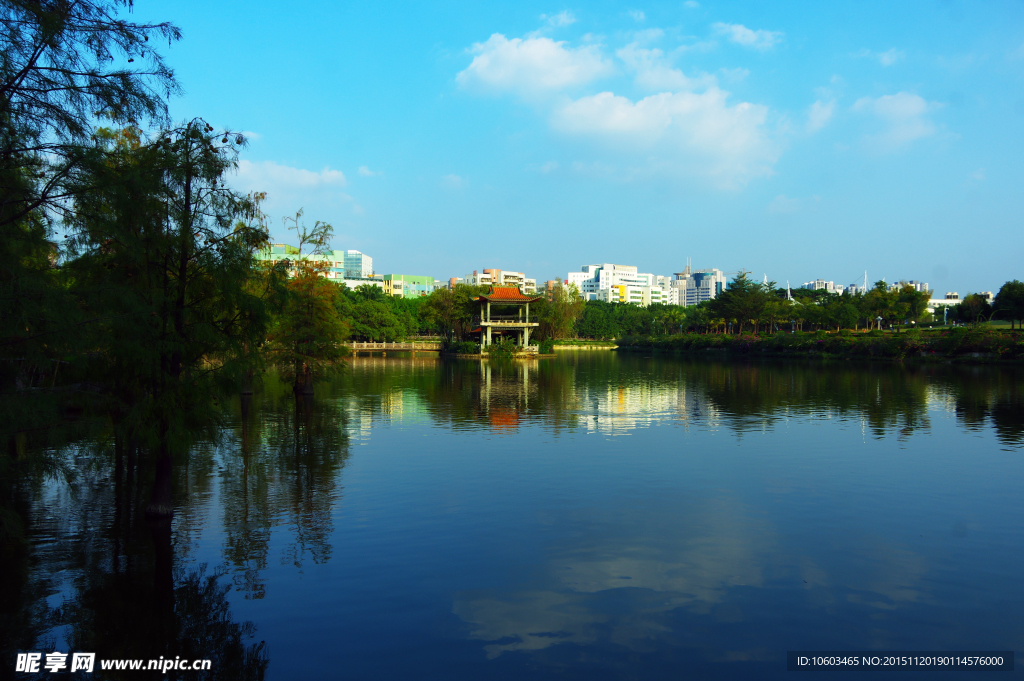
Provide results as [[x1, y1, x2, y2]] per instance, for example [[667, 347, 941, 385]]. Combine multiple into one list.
[[475, 286, 541, 303]]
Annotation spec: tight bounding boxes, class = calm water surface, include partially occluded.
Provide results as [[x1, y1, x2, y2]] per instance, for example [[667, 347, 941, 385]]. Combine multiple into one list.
[[13, 354, 1024, 679]]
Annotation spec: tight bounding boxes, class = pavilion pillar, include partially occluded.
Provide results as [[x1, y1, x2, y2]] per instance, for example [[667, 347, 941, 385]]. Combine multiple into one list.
[[524, 327, 530, 347], [486, 326, 491, 347]]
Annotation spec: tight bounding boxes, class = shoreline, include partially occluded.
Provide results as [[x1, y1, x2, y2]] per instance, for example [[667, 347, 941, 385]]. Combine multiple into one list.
[[612, 329, 1024, 364]]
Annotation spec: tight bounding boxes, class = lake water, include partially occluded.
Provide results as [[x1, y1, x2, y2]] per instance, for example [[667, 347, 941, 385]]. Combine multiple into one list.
[[11, 353, 1024, 679]]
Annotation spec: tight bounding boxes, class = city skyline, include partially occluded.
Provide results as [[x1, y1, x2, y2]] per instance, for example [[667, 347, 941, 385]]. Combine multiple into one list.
[[259, 237, 973, 301], [156, 0, 1024, 295]]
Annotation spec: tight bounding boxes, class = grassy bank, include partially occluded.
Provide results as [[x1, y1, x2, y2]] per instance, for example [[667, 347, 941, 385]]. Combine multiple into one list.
[[615, 328, 1024, 362], [552, 339, 618, 348]]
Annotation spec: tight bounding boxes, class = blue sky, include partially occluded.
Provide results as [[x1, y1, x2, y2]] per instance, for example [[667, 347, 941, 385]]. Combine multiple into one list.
[[154, 0, 1023, 294]]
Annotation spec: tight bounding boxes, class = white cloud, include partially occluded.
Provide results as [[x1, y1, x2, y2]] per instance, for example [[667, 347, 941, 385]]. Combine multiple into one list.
[[540, 10, 577, 27], [234, 160, 347, 191], [628, 9, 645, 22], [571, 160, 614, 177], [526, 160, 561, 173], [552, 88, 778, 185], [718, 67, 749, 82], [684, 0, 700, 7], [713, 22, 783, 51], [806, 99, 835, 133], [878, 48, 903, 66], [230, 160, 354, 223], [441, 173, 466, 189], [767, 195, 800, 214], [457, 34, 612, 97], [852, 92, 940, 149], [628, 27, 664, 45], [616, 43, 715, 91], [969, 168, 986, 182], [767, 194, 818, 214], [458, 29, 780, 186], [358, 165, 382, 177], [238, 130, 261, 141], [854, 48, 904, 66]]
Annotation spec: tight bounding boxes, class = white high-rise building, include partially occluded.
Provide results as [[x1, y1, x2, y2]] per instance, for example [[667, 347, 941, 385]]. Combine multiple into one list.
[[568, 264, 669, 307], [802, 279, 840, 292], [463, 268, 537, 293], [567, 263, 691, 307], [901, 280, 931, 293], [670, 266, 728, 306], [343, 250, 373, 279], [568, 264, 657, 295]]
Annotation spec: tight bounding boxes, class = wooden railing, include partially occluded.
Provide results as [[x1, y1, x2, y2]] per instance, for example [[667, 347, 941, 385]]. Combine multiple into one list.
[[475, 315, 539, 325], [347, 342, 442, 351]]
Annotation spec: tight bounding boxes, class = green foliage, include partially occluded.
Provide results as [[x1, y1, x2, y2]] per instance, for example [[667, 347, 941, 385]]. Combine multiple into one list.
[[282, 208, 333, 257], [617, 328, 1024, 361], [536, 283, 585, 340], [0, 0, 182, 229], [330, 284, 432, 340], [486, 338, 517, 359], [538, 339, 556, 354], [444, 340, 480, 354], [420, 283, 487, 342], [994, 280, 1024, 329], [268, 266, 349, 392], [59, 121, 277, 444], [576, 300, 620, 339], [953, 294, 993, 328], [352, 283, 387, 302], [350, 300, 406, 342], [708, 271, 775, 334]]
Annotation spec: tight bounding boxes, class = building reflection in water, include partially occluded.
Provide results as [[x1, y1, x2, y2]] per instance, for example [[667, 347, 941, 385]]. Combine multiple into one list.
[[6, 354, 1021, 678], [341, 355, 1023, 448]]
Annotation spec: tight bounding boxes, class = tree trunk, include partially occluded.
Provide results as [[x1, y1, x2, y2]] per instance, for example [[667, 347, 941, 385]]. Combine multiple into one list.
[[147, 512, 175, 609], [294, 363, 314, 395], [145, 439, 174, 517]]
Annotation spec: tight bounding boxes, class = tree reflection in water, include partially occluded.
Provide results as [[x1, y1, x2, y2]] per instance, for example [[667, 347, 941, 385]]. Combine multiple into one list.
[[337, 355, 1022, 449], [218, 371, 351, 596], [4, 429, 269, 680], [4, 355, 1022, 678]]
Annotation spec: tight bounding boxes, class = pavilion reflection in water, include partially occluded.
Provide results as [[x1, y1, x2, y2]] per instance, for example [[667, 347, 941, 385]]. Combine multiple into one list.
[[341, 356, 1024, 446]]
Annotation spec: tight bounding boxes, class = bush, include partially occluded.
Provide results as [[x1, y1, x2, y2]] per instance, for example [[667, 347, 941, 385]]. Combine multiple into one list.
[[538, 339, 556, 354], [611, 328, 1024, 361], [487, 338, 517, 359], [445, 340, 479, 354]]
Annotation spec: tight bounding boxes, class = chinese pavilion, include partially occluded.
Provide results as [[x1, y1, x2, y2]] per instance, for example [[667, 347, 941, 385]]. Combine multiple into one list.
[[474, 286, 542, 350]]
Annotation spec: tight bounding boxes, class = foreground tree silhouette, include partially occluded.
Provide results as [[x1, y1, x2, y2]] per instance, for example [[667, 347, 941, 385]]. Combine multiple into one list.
[[1, 0, 181, 228], [1, 0, 181, 490], [65, 120, 277, 516]]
